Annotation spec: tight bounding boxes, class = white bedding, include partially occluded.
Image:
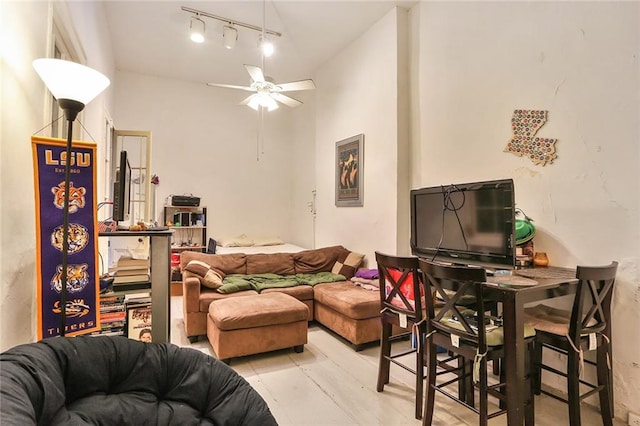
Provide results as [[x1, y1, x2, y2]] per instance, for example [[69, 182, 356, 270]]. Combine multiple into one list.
[[215, 243, 307, 255]]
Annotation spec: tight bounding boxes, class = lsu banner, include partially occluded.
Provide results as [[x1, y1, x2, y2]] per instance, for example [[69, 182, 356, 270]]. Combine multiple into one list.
[[32, 136, 100, 339]]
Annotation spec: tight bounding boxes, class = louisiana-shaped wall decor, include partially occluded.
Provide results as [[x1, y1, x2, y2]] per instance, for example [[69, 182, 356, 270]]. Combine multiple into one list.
[[504, 109, 558, 166]]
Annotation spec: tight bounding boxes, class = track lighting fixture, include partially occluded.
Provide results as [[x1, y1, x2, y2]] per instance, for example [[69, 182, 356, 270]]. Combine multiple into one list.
[[222, 25, 238, 49], [190, 16, 205, 43], [181, 6, 281, 51]]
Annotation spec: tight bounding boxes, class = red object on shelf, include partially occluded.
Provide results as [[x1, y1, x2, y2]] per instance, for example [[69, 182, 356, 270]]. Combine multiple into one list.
[[171, 253, 180, 268]]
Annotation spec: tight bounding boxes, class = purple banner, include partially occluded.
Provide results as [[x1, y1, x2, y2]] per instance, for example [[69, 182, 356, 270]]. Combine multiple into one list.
[[32, 136, 100, 338]]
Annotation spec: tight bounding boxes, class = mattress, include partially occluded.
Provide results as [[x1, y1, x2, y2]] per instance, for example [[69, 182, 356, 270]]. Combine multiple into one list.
[[216, 243, 307, 255]]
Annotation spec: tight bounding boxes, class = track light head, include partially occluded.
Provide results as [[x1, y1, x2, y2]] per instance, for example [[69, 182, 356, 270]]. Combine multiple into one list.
[[190, 16, 205, 43], [222, 25, 238, 49]]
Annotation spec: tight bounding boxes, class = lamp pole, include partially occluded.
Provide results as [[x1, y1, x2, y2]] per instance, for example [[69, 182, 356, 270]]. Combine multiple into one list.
[[58, 100, 84, 336]]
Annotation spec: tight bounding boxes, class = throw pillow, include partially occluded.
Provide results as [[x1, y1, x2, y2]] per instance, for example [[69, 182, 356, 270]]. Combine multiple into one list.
[[218, 234, 254, 247], [252, 236, 285, 246], [331, 250, 365, 280], [184, 260, 226, 289]]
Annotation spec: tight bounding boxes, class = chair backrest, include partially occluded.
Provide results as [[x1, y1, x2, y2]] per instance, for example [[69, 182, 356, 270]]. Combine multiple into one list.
[[418, 259, 490, 349], [206, 238, 217, 254], [570, 261, 618, 341], [375, 252, 424, 318]]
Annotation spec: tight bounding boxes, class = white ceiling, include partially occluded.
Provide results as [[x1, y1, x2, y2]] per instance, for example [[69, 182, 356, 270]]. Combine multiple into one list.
[[103, 1, 416, 88]]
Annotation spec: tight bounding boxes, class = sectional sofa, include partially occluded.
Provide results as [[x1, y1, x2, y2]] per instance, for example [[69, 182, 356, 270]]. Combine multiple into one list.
[[180, 245, 383, 353]]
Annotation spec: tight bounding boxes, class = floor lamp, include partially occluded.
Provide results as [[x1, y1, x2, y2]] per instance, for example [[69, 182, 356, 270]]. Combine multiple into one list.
[[33, 59, 110, 337]]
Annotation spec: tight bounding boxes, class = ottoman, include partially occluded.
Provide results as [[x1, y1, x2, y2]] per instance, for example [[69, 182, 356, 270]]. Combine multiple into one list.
[[207, 292, 309, 361], [313, 281, 382, 350]]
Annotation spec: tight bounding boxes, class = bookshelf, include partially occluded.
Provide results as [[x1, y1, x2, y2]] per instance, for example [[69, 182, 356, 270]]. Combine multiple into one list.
[[99, 230, 172, 343], [163, 205, 207, 295]]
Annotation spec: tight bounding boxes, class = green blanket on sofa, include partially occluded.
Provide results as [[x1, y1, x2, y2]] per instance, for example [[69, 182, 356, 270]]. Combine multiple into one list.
[[219, 272, 346, 294]]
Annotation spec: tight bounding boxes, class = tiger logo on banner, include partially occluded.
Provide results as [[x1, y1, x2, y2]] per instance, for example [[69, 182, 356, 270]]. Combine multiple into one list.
[[32, 136, 100, 338]]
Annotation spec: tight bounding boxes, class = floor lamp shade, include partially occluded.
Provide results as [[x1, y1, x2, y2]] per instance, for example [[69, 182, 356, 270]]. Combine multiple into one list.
[[33, 59, 110, 107]]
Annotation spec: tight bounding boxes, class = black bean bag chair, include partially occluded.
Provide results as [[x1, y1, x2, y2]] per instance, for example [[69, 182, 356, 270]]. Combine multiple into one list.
[[0, 336, 277, 425]]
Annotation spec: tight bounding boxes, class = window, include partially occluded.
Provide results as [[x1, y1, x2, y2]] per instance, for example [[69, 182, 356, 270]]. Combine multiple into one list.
[[47, 8, 82, 140]]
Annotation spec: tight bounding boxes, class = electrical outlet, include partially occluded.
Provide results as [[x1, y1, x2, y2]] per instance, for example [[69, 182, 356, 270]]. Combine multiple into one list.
[[629, 411, 640, 426]]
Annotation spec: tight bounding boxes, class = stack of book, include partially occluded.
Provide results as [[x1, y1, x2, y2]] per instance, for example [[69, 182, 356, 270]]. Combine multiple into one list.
[[93, 292, 126, 336], [125, 292, 152, 342], [114, 256, 150, 290]]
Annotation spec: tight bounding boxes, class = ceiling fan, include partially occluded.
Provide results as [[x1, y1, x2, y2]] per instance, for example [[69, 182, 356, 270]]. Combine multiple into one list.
[[207, 64, 316, 111]]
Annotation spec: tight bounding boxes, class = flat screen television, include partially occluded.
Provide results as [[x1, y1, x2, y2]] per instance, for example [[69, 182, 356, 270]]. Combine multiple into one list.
[[112, 150, 131, 223], [410, 178, 516, 270]]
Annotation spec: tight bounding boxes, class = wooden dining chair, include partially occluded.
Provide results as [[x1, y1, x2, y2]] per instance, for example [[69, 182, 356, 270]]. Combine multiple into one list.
[[524, 261, 618, 426], [419, 259, 537, 426], [375, 252, 427, 419]]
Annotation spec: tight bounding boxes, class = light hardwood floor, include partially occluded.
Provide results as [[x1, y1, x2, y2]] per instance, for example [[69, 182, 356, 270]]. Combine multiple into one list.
[[170, 296, 623, 426]]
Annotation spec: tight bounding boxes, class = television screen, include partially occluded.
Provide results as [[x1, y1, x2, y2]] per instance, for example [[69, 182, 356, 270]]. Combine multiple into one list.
[[410, 179, 516, 269], [112, 150, 131, 222]]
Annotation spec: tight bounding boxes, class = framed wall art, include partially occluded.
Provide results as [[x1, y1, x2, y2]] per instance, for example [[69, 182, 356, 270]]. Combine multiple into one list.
[[335, 134, 364, 207]]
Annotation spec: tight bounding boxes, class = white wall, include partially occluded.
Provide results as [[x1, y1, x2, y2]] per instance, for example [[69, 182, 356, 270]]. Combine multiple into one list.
[[113, 71, 314, 244], [414, 1, 639, 417], [288, 90, 317, 249], [315, 7, 408, 266], [0, 0, 115, 350]]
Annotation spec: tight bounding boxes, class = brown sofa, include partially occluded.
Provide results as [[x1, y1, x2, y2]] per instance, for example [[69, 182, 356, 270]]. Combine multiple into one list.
[[180, 246, 382, 351]]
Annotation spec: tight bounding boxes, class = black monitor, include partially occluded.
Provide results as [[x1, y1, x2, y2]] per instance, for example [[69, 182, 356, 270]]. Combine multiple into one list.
[[112, 150, 131, 223], [410, 178, 516, 270]]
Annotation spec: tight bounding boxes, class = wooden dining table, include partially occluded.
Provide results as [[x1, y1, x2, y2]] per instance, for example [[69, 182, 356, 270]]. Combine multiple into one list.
[[483, 266, 579, 426]]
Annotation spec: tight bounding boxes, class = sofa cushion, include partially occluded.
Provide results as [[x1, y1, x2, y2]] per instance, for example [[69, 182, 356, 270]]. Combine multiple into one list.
[[293, 245, 345, 274], [184, 260, 225, 289], [181, 252, 247, 275], [261, 284, 314, 301], [313, 281, 381, 320], [246, 253, 295, 275], [331, 250, 365, 280]]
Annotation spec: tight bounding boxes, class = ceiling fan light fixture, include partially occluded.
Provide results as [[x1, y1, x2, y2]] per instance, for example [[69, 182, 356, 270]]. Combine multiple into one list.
[[190, 16, 205, 43], [222, 25, 238, 49], [259, 35, 274, 57], [247, 92, 278, 111]]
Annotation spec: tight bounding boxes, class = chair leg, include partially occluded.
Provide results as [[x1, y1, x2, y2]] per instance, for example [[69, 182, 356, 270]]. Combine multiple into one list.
[[377, 322, 392, 392], [532, 341, 543, 395], [465, 358, 475, 406], [597, 343, 614, 426], [456, 356, 466, 403], [415, 335, 424, 420], [479, 358, 488, 426], [566, 348, 582, 426], [422, 343, 437, 426], [492, 357, 500, 376], [499, 356, 506, 410]]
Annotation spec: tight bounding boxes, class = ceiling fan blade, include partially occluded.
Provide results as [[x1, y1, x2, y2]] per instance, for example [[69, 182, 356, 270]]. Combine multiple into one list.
[[244, 65, 265, 83], [272, 93, 303, 108], [207, 83, 254, 92], [276, 79, 316, 92]]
